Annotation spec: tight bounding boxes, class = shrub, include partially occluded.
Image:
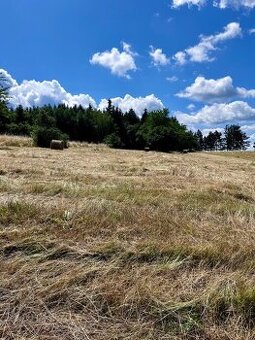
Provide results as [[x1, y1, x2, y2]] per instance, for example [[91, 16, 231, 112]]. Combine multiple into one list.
[[32, 127, 69, 148], [104, 133, 122, 148], [6, 122, 32, 136]]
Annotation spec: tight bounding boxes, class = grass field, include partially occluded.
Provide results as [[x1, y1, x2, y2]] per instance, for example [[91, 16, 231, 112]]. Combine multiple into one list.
[[1, 135, 255, 339]]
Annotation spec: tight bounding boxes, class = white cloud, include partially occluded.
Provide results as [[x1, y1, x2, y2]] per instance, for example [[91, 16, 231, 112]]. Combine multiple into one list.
[[98, 94, 164, 116], [149, 46, 170, 67], [90, 42, 137, 79], [172, 0, 255, 8], [122, 42, 138, 57], [241, 123, 255, 132], [173, 22, 242, 65], [166, 76, 179, 82], [202, 124, 255, 149], [187, 103, 196, 110], [177, 76, 236, 102], [200, 124, 255, 149], [0, 69, 96, 109], [173, 51, 187, 65], [249, 28, 255, 34], [1, 69, 165, 114], [177, 76, 255, 102], [172, 0, 206, 8], [215, 0, 255, 9], [0, 68, 18, 88], [201, 127, 224, 136], [176, 101, 255, 125], [202, 125, 254, 136]]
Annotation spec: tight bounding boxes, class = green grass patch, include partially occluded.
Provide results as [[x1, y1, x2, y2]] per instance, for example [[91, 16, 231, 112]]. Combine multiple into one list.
[[0, 201, 39, 226]]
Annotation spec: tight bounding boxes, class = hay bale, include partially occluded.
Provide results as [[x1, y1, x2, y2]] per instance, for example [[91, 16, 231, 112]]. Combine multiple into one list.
[[64, 141, 70, 149], [50, 140, 64, 150]]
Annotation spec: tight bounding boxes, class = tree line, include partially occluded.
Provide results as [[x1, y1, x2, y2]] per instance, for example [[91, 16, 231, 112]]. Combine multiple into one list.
[[0, 75, 251, 152], [196, 127, 250, 151]]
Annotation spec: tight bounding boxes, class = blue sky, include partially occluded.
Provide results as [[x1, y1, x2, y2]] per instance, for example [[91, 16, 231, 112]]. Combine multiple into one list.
[[1, 0, 255, 141]]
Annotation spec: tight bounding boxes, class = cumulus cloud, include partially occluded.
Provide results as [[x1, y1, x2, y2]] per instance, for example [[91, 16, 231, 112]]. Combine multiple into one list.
[[0, 69, 165, 114], [122, 42, 138, 57], [173, 22, 242, 65], [177, 76, 236, 102], [201, 127, 224, 136], [249, 28, 255, 34], [177, 76, 255, 102], [90, 42, 137, 79], [240, 123, 255, 134], [172, 0, 206, 8], [215, 0, 255, 9], [172, 0, 255, 8], [200, 124, 255, 149], [202, 124, 255, 148], [176, 101, 255, 125], [98, 94, 164, 116], [243, 124, 255, 148], [0, 69, 96, 109], [173, 52, 187, 65], [149, 46, 170, 67], [0, 68, 18, 88]]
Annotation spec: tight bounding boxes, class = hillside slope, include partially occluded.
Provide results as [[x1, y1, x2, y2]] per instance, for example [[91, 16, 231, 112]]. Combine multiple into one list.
[[1, 137, 255, 339]]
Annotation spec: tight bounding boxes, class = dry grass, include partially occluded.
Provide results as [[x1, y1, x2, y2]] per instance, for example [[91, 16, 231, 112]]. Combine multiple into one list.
[[1, 136, 255, 339], [0, 135, 33, 148]]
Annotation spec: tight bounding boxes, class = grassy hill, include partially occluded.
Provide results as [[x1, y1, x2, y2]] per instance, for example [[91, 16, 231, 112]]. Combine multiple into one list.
[[1, 135, 255, 339]]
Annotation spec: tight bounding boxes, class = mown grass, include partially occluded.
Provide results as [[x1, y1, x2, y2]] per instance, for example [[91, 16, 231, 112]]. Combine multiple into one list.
[[212, 151, 255, 161], [1, 136, 255, 339], [0, 134, 33, 148]]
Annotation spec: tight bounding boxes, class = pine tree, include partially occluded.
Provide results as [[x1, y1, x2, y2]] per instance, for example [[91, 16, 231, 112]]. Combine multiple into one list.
[[0, 72, 10, 133], [224, 125, 250, 150], [196, 129, 204, 151]]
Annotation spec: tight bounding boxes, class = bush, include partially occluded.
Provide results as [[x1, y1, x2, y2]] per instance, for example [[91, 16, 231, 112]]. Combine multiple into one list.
[[32, 127, 69, 148], [104, 133, 122, 148], [6, 122, 32, 136], [145, 126, 173, 152]]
